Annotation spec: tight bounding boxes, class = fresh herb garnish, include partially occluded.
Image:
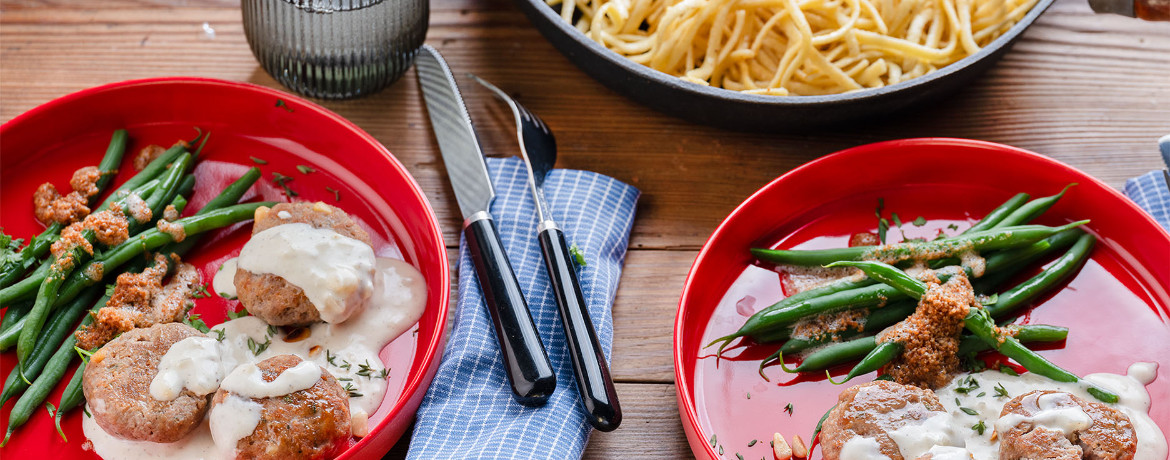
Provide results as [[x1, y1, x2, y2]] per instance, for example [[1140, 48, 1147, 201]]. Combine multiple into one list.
[[184, 313, 211, 333], [709, 434, 717, 447], [191, 282, 210, 299], [878, 218, 889, 244], [892, 212, 903, 228], [998, 364, 1019, 377], [324, 186, 341, 202], [378, 368, 390, 379], [267, 324, 279, 338], [913, 216, 927, 226], [977, 391, 986, 397], [296, 165, 315, 174], [745, 392, 751, 399], [250, 156, 268, 165], [971, 420, 986, 435], [356, 360, 377, 378], [218, 292, 237, 300], [737, 453, 744, 460], [342, 382, 362, 398], [327, 350, 339, 367], [45, 401, 56, 417], [338, 377, 353, 381], [247, 336, 271, 356], [947, 223, 960, 231], [994, 383, 1010, 398], [960, 407, 979, 416], [227, 307, 249, 319], [74, 346, 95, 363], [272, 172, 298, 197], [954, 376, 980, 394], [718, 445, 724, 455], [214, 329, 226, 342], [784, 403, 794, 415], [275, 99, 294, 113], [747, 439, 757, 447], [569, 244, 587, 266]]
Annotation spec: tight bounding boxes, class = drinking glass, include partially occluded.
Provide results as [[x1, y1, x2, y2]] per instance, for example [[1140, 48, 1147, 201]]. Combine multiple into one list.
[[243, 0, 428, 99]]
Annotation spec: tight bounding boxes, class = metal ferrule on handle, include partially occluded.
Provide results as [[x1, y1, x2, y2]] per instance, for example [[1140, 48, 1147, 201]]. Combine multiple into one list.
[[538, 226, 623, 431], [463, 215, 557, 405]]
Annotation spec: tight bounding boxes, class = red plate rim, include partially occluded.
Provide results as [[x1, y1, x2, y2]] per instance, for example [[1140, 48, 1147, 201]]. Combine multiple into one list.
[[0, 77, 451, 458], [671, 137, 1170, 459]]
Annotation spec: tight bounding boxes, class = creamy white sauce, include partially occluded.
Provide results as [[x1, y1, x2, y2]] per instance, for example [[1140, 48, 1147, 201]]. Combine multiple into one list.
[[84, 256, 428, 460], [922, 445, 974, 460], [220, 361, 321, 399], [212, 258, 237, 299], [887, 413, 962, 458], [840, 436, 890, 460], [151, 337, 229, 401], [992, 392, 1092, 438], [236, 223, 376, 323], [925, 362, 1166, 460], [208, 395, 264, 457]]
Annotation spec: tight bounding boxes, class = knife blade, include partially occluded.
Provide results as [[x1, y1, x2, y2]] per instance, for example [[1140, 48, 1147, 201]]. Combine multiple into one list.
[[415, 45, 557, 405]]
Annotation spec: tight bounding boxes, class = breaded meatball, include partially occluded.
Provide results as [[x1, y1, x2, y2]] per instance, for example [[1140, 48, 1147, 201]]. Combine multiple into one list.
[[82, 323, 209, 442], [211, 354, 351, 460], [997, 390, 1136, 460], [820, 380, 948, 460], [234, 202, 372, 326]]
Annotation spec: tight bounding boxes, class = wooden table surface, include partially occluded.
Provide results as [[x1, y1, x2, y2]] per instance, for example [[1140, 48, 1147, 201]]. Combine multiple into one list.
[[2, 0, 1168, 457]]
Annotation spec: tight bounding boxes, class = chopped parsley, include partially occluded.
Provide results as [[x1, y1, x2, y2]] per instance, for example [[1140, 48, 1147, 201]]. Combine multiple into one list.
[[247, 336, 271, 356], [972, 420, 986, 435], [191, 282, 210, 299], [325, 186, 341, 202], [227, 307, 249, 320], [272, 172, 298, 197], [250, 156, 268, 165], [184, 313, 211, 333], [569, 244, 587, 266]]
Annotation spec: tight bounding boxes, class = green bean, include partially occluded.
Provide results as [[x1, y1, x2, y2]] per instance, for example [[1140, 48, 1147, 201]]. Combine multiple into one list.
[[961, 193, 1030, 235], [54, 362, 86, 441], [0, 180, 161, 306], [963, 308, 1116, 403], [996, 184, 1075, 228], [93, 129, 129, 199], [814, 403, 837, 439], [986, 234, 1095, 318], [98, 143, 185, 210], [827, 341, 902, 385], [54, 202, 274, 305], [775, 301, 916, 353], [2, 323, 84, 446], [156, 167, 261, 257], [0, 286, 101, 404], [956, 324, 1067, 356], [751, 221, 1087, 267], [0, 301, 31, 335], [826, 261, 926, 298]]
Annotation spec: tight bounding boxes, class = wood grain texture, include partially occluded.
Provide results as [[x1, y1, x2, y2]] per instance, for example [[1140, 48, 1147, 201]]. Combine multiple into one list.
[[2, 0, 1168, 457]]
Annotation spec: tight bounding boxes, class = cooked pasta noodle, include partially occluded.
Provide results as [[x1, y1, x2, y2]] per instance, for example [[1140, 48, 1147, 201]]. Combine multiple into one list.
[[547, 0, 1038, 95]]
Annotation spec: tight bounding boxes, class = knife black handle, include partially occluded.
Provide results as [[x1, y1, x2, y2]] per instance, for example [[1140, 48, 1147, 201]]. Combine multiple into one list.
[[464, 214, 556, 406], [538, 225, 622, 431]]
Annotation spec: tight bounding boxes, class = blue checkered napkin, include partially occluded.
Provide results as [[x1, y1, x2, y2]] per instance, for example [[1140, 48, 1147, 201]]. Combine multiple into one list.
[[1125, 171, 1170, 231], [407, 157, 639, 459]]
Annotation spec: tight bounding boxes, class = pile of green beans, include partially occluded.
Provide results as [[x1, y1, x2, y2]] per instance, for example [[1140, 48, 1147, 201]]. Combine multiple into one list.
[[0, 129, 270, 446], [718, 188, 1110, 401]]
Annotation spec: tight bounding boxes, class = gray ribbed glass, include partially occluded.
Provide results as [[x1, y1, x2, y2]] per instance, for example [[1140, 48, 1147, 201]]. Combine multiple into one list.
[[243, 0, 428, 99]]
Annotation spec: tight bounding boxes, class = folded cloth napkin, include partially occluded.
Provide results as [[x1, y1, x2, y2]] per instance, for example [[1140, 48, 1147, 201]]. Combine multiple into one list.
[[408, 157, 639, 459], [1125, 171, 1170, 230]]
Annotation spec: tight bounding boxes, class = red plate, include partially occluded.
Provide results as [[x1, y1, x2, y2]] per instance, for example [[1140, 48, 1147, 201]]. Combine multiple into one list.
[[673, 138, 1170, 460], [0, 78, 449, 459]]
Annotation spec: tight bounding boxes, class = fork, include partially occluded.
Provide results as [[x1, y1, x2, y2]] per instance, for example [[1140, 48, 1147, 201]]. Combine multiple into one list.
[[471, 74, 622, 432]]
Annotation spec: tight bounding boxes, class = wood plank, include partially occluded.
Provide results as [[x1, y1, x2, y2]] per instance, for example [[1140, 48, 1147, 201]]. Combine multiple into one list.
[[381, 382, 693, 458], [2, 0, 1168, 252]]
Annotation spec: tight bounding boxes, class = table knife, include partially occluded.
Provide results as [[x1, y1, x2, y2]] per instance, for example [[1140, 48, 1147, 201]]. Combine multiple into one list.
[[415, 45, 557, 406], [1089, 0, 1169, 19]]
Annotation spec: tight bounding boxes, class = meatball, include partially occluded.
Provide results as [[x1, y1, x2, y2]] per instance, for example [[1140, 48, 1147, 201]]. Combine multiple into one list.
[[234, 202, 372, 326], [210, 354, 351, 460], [997, 390, 1136, 460], [820, 380, 949, 460], [81, 323, 209, 442]]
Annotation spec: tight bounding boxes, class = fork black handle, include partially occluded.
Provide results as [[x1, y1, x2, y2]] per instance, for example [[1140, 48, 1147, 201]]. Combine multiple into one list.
[[538, 225, 622, 431], [465, 215, 557, 406]]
